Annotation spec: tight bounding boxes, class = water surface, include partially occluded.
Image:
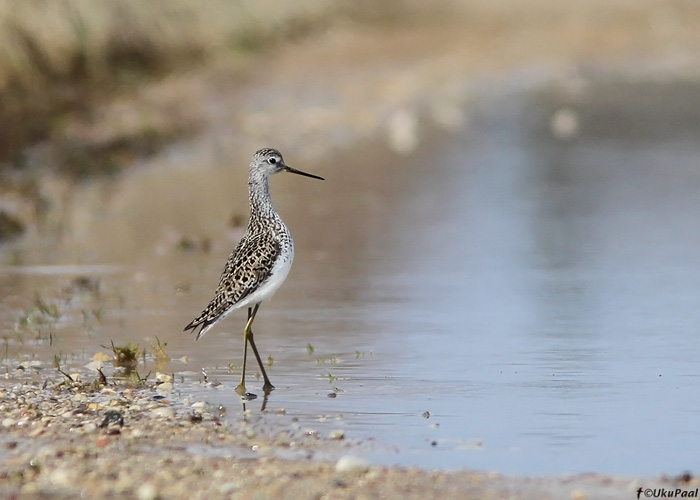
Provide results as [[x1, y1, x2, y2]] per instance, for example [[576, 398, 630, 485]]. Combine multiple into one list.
[[2, 78, 700, 476]]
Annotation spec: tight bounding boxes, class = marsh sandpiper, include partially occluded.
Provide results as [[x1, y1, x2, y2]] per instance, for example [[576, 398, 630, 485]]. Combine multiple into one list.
[[184, 148, 324, 395]]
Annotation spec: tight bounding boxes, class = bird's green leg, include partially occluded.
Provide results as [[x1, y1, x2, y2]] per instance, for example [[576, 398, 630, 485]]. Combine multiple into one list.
[[235, 305, 258, 396]]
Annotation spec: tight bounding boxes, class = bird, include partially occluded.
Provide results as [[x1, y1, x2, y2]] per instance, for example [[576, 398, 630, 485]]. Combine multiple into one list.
[[184, 148, 324, 396]]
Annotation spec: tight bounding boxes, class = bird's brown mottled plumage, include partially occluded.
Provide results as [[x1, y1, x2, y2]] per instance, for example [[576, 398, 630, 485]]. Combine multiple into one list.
[[183, 148, 323, 394], [184, 231, 285, 339]]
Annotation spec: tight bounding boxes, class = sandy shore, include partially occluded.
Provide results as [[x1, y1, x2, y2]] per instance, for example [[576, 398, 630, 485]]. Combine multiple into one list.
[[2, 378, 694, 500]]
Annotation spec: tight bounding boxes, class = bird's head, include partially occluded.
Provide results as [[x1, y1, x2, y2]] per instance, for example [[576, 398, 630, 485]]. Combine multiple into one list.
[[252, 148, 324, 181]]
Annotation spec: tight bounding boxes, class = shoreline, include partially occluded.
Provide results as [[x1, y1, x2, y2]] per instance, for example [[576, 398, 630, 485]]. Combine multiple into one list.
[[2, 376, 694, 500]]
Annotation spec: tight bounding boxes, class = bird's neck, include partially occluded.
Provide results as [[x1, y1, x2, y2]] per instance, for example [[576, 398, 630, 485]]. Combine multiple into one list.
[[248, 175, 276, 220]]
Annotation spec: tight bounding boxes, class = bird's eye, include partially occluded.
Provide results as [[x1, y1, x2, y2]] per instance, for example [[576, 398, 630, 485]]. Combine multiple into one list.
[[268, 157, 278, 165]]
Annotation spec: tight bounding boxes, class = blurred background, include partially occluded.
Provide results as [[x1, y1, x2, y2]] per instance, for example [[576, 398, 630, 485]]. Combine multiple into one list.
[[1, 0, 700, 475]]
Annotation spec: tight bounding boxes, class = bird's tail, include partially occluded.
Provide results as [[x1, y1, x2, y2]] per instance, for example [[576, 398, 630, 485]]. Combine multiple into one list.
[[183, 316, 214, 341]]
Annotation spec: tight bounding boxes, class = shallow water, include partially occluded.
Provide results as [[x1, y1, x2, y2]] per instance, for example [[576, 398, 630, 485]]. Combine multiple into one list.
[[2, 78, 700, 476]]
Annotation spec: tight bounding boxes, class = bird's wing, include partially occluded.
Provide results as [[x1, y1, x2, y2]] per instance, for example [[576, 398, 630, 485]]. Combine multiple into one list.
[[183, 232, 281, 338]]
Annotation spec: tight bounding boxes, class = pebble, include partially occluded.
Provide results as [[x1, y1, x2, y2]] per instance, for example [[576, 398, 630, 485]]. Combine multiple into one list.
[[28, 427, 44, 437], [150, 407, 174, 419], [136, 482, 158, 500], [2, 418, 15, 428], [156, 382, 173, 394], [50, 468, 72, 487], [571, 489, 587, 500], [191, 401, 207, 411], [335, 455, 370, 474], [550, 108, 579, 140], [20, 483, 39, 495], [387, 109, 419, 154], [155, 372, 173, 383], [219, 482, 240, 494], [329, 430, 345, 440]]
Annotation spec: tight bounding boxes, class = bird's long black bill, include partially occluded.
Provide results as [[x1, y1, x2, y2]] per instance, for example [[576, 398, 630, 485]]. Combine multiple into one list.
[[284, 165, 324, 181]]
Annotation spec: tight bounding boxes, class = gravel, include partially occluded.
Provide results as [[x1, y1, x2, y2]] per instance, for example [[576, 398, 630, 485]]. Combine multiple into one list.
[[0, 378, 694, 500]]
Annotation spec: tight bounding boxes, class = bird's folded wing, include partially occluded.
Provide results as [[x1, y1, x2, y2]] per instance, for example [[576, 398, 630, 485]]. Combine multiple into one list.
[[184, 233, 281, 333]]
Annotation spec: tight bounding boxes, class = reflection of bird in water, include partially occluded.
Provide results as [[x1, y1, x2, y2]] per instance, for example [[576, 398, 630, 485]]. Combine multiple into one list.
[[184, 148, 324, 396]]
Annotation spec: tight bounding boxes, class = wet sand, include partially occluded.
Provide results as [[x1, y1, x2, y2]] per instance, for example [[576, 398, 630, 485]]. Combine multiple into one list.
[[3, 1, 700, 498]]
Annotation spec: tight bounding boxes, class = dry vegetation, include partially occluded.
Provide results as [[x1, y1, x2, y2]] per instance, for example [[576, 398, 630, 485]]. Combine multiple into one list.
[[0, 0, 345, 164], [0, 0, 429, 240]]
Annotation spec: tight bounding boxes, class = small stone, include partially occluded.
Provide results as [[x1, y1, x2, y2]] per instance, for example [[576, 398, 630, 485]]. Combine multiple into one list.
[[329, 430, 345, 440], [93, 352, 111, 363], [136, 482, 158, 500], [28, 427, 44, 437], [335, 456, 369, 474], [20, 483, 39, 495], [100, 410, 124, 428], [84, 360, 103, 371], [156, 382, 173, 394], [219, 482, 239, 494], [2, 418, 15, 428], [150, 407, 174, 419], [550, 108, 579, 140], [49, 468, 72, 487], [388, 108, 419, 154], [95, 437, 110, 448]]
